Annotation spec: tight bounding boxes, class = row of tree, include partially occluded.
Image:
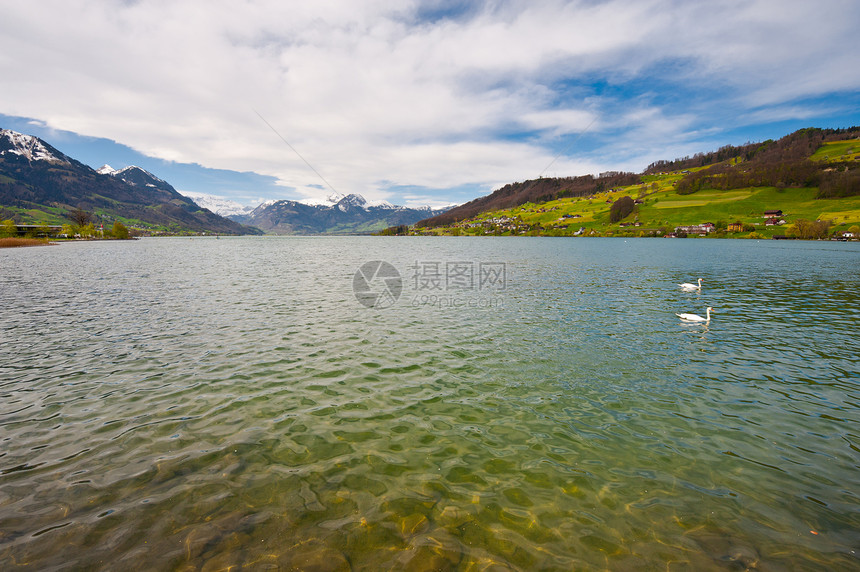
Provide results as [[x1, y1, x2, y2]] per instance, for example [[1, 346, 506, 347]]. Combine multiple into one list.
[[645, 127, 860, 174], [663, 127, 860, 198], [678, 163, 859, 198], [0, 208, 130, 239], [67, 208, 130, 238], [788, 219, 833, 240], [377, 224, 410, 236], [674, 159, 858, 198], [674, 160, 824, 195]]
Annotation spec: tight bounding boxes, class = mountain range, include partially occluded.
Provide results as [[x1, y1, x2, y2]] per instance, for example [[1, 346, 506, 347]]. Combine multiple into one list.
[[0, 129, 255, 234], [227, 193, 450, 234], [0, 127, 450, 235]]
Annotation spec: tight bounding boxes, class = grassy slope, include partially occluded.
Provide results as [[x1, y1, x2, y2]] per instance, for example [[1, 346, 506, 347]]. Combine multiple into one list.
[[421, 165, 860, 238], [809, 138, 860, 163]]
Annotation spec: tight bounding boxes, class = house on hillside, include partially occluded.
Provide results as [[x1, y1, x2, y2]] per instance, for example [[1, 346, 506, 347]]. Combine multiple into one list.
[[764, 209, 783, 218], [674, 223, 715, 235], [728, 222, 744, 232], [765, 218, 786, 226]]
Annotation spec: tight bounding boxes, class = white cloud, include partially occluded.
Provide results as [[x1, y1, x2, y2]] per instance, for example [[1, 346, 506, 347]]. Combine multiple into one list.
[[1, 0, 857, 205]]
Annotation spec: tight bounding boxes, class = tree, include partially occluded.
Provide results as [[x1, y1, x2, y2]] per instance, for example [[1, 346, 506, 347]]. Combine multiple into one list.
[[817, 167, 860, 198], [789, 219, 831, 240], [609, 196, 635, 223], [80, 223, 96, 238], [377, 224, 409, 236], [111, 220, 129, 239], [68, 208, 92, 228], [1, 219, 17, 238]]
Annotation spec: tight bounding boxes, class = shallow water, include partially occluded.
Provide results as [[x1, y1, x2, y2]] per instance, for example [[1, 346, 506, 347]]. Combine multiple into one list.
[[1, 236, 858, 570]]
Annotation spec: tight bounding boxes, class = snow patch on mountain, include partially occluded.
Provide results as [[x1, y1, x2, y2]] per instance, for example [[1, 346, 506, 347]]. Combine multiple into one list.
[[257, 199, 279, 209], [0, 129, 71, 164], [113, 165, 167, 184], [366, 199, 397, 209], [299, 192, 344, 207], [296, 192, 442, 211]]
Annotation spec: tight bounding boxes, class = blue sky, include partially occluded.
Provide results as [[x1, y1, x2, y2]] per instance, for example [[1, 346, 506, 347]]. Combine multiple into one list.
[[1, 1, 858, 208]]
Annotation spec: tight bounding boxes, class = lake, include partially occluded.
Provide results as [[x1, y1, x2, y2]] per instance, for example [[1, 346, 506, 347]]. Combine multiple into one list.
[[1, 236, 858, 570]]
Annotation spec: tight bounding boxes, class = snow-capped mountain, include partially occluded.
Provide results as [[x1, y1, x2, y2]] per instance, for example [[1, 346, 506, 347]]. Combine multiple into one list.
[[299, 192, 396, 210], [234, 193, 451, 234], [179, 191, 256, 218], [299, 192, 346, 207], [335, 193, 368, 212], [0, 128, 71, 164], [0, 129, 257, 234], [97, 164, 175, 193], [1, 126, 448, 235], [368, 199, 397, 209]]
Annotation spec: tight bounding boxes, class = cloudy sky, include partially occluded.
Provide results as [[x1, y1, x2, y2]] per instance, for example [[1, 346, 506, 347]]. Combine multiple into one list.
[[2, 0, 858, 207]]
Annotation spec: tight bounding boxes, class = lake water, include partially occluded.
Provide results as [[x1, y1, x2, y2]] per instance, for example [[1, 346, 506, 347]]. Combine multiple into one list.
[[1, 236, 858, 571]]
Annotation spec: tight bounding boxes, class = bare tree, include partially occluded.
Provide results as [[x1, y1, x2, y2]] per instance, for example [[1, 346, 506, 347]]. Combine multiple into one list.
[[68, 208, 92, 228]]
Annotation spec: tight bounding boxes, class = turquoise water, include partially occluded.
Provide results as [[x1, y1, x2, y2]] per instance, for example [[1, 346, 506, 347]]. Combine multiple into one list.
[[1, 236, 858, 570]]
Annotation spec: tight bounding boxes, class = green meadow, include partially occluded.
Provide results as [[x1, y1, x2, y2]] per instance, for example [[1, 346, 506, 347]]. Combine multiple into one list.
[[809, 138, 860, 163]]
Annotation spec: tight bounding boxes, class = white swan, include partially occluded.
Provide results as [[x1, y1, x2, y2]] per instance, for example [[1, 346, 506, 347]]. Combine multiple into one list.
[[676, 307, 713, 322], [679, 278, 703, 291]]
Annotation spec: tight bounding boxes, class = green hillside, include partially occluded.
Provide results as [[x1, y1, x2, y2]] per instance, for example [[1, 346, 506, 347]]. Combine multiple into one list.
[[416, 175, 859, 238], [809, 138, 860, 163], [412, 129, 860, 239]]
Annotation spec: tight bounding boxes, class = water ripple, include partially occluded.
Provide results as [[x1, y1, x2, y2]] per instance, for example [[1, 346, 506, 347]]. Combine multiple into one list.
[[1, 237, 858, 570]]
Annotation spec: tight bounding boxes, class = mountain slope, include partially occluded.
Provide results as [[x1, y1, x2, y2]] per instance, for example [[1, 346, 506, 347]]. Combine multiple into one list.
[[0, 129, 258, 234]]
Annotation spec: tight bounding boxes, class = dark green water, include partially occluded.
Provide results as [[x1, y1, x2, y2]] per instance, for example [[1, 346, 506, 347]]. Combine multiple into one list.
[[1, 236, 858, 570]]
